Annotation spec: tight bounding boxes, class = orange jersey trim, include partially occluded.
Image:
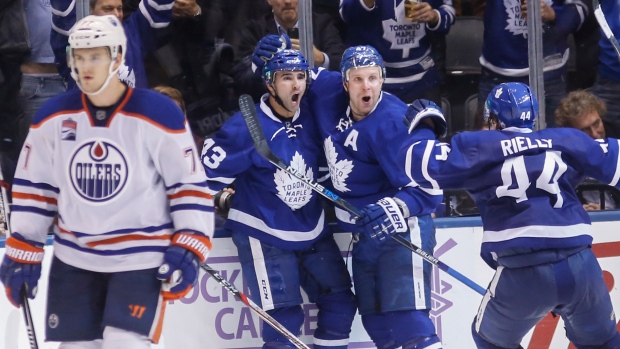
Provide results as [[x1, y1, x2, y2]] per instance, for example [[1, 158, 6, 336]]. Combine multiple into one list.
[[168, 190, 213, 200], [12, 192, 58, 205]]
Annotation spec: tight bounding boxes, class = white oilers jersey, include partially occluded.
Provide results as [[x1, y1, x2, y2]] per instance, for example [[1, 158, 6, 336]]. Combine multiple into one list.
[[201, 95, 327, 250], [308, 69, 443, 230], [11, 88, 214, 272], [401, 126, 620, 266]]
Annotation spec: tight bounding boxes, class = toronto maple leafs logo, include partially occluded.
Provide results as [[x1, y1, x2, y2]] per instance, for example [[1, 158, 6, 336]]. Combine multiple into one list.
[[381, 0, 425, 58], [503, 0, 551, 38], [274, 152, 314, 210], [324, 137, 353, 192]]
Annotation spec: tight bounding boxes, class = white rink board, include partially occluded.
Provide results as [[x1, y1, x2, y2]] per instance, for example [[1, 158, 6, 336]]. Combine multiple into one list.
[[1, 214, 620, 349]]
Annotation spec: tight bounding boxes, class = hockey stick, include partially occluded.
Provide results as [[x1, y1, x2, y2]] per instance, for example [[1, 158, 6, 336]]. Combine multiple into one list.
[[0, 170, 40, 349], [593, 0, 620, 61], [201, 264, 310, 349], [238, 94, 486, 296]]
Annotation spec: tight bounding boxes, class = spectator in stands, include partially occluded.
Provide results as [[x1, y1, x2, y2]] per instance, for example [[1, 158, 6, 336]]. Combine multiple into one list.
[[339, 0, 455, 104], [232, 0, 346, 101], [556, 90, 620, 210], [477, 0, 587, 126], [50, 0, 200, 89], [590, 0, 620, 126], [17, 0, 66, 176], [236, 0, 345, 71]]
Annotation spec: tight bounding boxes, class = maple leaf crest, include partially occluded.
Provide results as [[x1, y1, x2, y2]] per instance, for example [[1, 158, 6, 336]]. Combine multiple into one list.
[[324, 137, 353, 192], [274, 152, 314, 210]]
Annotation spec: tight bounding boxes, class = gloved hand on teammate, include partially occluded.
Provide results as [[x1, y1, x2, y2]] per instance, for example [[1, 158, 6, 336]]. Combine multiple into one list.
[[252, 34, 292, 70], [354, 197, 408, 245], [403, 99, 447, 138], [0, 233, 44, 308], [157, 232, 212, 300]]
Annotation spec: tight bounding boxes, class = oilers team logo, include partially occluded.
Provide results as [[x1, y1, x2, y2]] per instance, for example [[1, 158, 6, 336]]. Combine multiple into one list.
[[68, 140, 128, 203]]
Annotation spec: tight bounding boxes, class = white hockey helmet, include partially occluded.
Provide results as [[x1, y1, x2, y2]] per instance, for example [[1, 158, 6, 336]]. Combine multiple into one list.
[[68, 15, 127, 95]]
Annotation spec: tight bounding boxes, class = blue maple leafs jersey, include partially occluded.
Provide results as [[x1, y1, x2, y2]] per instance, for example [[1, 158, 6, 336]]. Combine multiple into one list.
[[401, 126, 620, 267], [340, 0, 455, 94], [201, 95, 327, 250], [308, 68, 442, 230]]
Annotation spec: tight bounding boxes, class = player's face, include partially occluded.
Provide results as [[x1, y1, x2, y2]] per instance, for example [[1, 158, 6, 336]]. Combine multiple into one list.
[[72, 47, 115, 94], [269, 70, 307, 115], [267, 0, 298, 26], [92, 0, 123, 20], [344, 66, 383, 121], [572, 110, 606, 139]]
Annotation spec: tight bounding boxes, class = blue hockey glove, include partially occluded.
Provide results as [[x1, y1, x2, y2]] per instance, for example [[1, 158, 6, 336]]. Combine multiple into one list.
[[404, 99, 447, 138], [0, 234, 44, 308], [157, 232, 211, 300], [252, 34, 292, 70], [355, 198, 408, 245]]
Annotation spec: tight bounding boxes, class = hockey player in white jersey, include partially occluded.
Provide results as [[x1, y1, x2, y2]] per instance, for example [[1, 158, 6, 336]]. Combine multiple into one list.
[[401, 82, 620, 348], [253, 39, 445, 349], [0, 15, 214, 349], [201, 49, 356, 349]]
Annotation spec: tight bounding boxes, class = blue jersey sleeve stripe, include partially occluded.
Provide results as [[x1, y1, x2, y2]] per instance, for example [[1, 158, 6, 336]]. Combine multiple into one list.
[[169, 204, 214, 213], [68, 222, 175, 238], [12, 205, 57, 217], [13, 178, 60, 193], [54, 236, 168, 255]]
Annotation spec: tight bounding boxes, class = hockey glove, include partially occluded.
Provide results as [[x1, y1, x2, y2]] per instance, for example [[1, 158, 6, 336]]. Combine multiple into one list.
[[355, 198, 409, 245], [0, 234, 44, 308], [157, 232, 212, 300], [404, 99, 447, 138], [252, 34, 292, 70]]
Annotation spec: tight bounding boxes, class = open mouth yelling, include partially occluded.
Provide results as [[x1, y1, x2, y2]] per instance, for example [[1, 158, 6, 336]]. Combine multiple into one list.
[[292, 93, 300, 103]]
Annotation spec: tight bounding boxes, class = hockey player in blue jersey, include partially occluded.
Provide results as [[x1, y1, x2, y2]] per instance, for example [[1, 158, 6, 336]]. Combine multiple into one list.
[[401, 82, 620, 349], [201, 49, 356, 349], [313, 45, 444, 349], [0, 15, 214, 348], [252, 37, 444, 349], [339, 0, 455, 104]]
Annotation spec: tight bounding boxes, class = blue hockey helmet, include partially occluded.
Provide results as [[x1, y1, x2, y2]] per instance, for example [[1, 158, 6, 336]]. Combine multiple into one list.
[[340, 45, 386, 83], [262, 49, 310, 85], [484, 82, 538, 129]]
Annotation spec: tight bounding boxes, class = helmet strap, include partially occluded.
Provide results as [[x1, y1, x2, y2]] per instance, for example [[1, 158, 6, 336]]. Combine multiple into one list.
[[268, 83, 294, 115]]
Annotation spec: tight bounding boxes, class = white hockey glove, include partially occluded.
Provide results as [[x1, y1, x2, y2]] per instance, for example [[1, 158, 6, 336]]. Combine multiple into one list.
[[355, 197, 409, 245], [404, 99, 447, 138]]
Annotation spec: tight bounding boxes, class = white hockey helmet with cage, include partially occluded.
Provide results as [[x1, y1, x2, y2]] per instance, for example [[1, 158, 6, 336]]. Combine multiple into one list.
[[68, 15, 127, 95]]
